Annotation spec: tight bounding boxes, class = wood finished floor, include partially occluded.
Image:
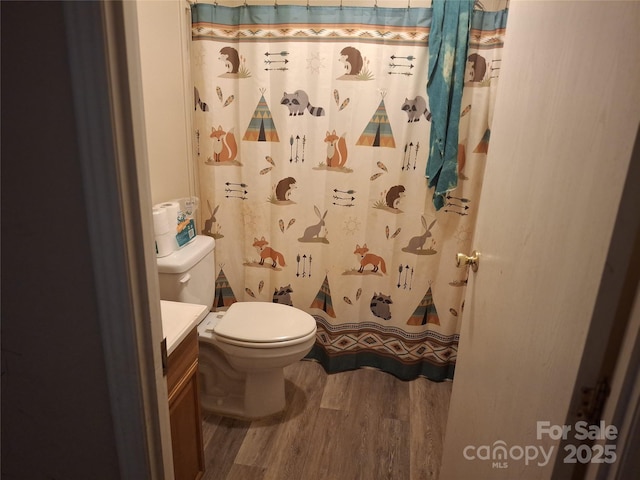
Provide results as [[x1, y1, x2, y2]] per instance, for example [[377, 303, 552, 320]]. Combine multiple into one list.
[[201, 360, 452, 480]]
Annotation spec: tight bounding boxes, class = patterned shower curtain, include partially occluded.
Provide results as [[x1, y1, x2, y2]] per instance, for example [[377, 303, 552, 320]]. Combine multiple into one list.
[[191, 3, 507, 381]]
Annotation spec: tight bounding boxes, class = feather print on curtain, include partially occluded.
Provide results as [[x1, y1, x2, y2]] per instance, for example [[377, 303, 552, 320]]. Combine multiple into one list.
[[191, 3, 508, 381]]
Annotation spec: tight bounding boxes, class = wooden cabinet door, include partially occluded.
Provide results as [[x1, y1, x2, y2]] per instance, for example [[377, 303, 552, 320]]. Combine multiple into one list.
[[169, 361, 205, 480], [167, 329, 205, 480]]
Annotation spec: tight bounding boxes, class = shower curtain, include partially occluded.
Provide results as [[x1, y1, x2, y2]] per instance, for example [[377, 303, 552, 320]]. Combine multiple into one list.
[[191, 2, 508, 381]]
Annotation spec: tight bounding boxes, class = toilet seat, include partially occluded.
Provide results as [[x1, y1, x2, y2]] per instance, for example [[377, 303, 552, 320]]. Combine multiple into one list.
[[210, 328, 317, 349], [208, 302, 316, 347]]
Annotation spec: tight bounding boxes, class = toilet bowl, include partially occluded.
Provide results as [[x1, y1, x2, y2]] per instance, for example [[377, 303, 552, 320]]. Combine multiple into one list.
[[197, 302, 316, 418], [156, 235, 317, 419]]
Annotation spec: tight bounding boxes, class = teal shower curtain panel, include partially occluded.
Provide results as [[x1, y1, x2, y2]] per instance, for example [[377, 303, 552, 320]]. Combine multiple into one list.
[[191, 3, 508, 381]]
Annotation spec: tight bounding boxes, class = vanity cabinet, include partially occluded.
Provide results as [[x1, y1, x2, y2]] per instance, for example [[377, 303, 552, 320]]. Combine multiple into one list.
[[167, 328, 205, 480]]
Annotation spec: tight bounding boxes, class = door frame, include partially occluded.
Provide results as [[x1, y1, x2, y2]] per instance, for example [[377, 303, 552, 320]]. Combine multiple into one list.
[[63, 1, 173, 478], [564, 127, 640, 480]]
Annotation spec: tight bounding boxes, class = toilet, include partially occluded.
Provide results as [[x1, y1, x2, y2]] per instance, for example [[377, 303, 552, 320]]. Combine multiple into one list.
[[156, 235, 317, 419]]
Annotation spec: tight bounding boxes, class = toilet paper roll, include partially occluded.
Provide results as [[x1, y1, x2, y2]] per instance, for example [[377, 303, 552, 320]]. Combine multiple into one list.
[[156, 202, 180, 229], [155, 231, 175, 258], [152, 207, 170, 235]]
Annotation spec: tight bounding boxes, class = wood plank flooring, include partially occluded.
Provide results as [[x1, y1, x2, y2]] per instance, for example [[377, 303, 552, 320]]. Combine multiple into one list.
[[201, 360, 452, 480]]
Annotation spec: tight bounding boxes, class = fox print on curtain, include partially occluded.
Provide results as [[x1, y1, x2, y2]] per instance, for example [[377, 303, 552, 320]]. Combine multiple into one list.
[[191, 3, 508, 380]]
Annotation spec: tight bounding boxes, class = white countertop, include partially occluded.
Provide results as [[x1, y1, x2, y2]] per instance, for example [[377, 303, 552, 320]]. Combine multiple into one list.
[[161, 300, 209, 355]]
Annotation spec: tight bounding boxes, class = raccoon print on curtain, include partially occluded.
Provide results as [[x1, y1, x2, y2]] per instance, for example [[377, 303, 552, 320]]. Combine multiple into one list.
[[191, 3, 508, 381]]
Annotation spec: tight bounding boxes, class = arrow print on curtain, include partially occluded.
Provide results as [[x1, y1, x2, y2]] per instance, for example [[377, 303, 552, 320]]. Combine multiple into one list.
[[397, 264, 414, 290], [296, 253, 313, 278], [225, 181, 248, 200], [333, 188, 356, 207], [289, 134, 306, 163]]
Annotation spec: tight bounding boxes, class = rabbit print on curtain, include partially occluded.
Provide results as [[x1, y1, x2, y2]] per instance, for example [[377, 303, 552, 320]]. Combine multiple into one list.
[[191, 4, 508, 380]]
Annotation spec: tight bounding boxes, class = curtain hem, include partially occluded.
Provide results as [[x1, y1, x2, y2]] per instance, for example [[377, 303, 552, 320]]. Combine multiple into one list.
[[306, 343, 456, 382]]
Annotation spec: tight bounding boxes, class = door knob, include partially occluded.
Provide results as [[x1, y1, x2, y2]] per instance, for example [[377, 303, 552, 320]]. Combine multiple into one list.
[[456, 251, 480, 272]]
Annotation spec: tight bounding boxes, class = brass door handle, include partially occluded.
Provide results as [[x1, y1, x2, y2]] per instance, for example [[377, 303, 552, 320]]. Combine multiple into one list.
[[456, 251, 480, 272]]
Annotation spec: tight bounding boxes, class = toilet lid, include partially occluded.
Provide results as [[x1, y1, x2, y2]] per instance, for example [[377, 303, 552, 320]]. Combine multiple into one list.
[[214, 302, 316, 343]]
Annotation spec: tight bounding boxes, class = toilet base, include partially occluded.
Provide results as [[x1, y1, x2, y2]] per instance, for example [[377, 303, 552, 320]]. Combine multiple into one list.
[[244, 369, 286, 418], [200, 367, 286, 420]]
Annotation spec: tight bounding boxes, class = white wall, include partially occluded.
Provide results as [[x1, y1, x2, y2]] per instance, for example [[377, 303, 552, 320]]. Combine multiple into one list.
[[136, 0, 193, 206]]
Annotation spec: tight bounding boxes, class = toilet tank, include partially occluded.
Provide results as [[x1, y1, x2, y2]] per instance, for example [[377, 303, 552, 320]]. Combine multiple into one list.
[[156, 235, 215, 310]]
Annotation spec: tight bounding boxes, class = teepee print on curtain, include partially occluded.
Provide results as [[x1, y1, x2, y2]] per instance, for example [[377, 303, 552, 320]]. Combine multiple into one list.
[[214, 267, 237, 311], [310, 274, 336, 318], [191, 3, 508, 381], [243, 89, 280, 142], [407, 285, 440, 326], [357, 92, 396, 148]]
